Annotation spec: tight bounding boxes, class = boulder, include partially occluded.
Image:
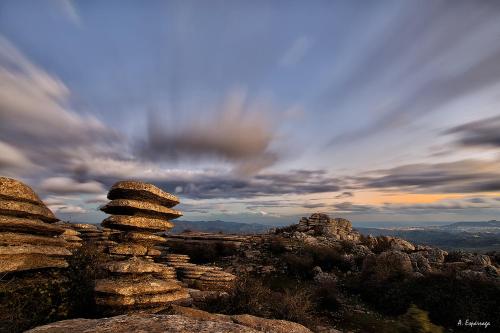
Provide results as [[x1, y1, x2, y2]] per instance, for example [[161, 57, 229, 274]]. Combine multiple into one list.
[[472, 254, 491, 267], [422, 248, 447, 264], [370, 251, 413, 280], [409, 253, 432, 274]]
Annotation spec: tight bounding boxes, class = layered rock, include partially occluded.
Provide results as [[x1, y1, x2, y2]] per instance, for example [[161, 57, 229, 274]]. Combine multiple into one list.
[[0, 177, 71, 274], [96, 181, 189, 314], [159, 252, 237, 290], [26, 312, 313, 333], [198, 270, 237, 291], [296, 213, 360, 241]]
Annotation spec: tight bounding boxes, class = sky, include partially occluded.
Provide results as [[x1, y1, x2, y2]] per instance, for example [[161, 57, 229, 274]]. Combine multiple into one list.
[[1, 0, 500, 226]]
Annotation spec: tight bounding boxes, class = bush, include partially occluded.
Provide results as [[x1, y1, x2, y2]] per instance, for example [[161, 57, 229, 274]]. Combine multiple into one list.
[[66, 244, 108, 317], [0, 243, 108, 332], [0, 269, 71, 333], [282, 253, 315, 278], [313, 280, 340, 313], [349, 273, 500, 329], [268, 237, 288, 255], [399, 304, 444, 333], [199, 277, 317, 328]]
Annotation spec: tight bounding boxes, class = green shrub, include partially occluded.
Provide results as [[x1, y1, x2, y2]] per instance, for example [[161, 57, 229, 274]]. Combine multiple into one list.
[[399, 304, 444, 333], [199, 277, 317, 328], [0, 269, 71, 333]]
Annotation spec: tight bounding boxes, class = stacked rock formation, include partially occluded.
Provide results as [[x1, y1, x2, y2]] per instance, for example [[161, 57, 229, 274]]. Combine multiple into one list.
[[55, 223, 83, 250], [71, 223, 117, 251], [0, 177, 71, 273], [161, 253, 191, 267], [198, 270, 237, 291], [159, 253, 237, 290], [297, 213, 360, 241], [95, 181, 189, 314]]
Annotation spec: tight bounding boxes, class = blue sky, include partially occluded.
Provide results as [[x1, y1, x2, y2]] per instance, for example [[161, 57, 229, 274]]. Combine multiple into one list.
[[1, 0, 500, 225]]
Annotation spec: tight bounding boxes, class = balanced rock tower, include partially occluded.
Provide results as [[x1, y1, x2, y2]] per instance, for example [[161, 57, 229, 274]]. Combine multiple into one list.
[[0, 177, 71, 274], [95, 181, 189, 314]]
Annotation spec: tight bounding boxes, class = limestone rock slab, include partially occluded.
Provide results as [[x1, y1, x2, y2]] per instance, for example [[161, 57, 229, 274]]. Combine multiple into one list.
[[101, 199, 182, 220], [0, 216, 64, 235], [102, 215, 174, 232], [108, 181, 180, 207], [0, 198, 57, 222]]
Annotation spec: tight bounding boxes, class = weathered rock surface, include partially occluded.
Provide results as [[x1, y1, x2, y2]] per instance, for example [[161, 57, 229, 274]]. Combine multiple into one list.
[[96, 181, 189, 314], [0, 254, 68, 273], [0, 216, 63, 235], [95, 277, 182, 296], [231, 314, 312, 333], [0, 198, 57, 222], [109, 181, 180, 207], [26, 309, 313, 333], [363, 250, 413, 280], [0, 178, 72, 274], [0, 177, 46, 205], [101, 199, 182, 220], [0, 232, 69, 247], [103, 215, 174, 232], [169, 306, 312, 333], [26, 314, 262, 333]]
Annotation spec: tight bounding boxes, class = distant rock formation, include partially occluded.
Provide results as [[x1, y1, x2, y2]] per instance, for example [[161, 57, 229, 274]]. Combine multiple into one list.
[[0, 177, 72, 274], [296, 213, 360, 241], [95, 181, 189, 314]]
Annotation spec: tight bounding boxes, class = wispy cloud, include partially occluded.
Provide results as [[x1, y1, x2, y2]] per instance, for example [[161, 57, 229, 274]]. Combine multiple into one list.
[[279, 36, 312, 67], [39, 177, 105, 194], [445, 115, 500, 148]]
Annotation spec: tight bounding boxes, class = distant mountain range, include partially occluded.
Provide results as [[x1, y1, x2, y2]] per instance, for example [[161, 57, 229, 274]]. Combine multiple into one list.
[[355, 220, 500, 252], [171, 220, 271, 234], [171, 219, 500, 252]]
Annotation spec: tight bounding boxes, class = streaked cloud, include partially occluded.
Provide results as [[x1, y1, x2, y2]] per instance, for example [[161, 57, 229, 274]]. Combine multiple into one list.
[[39, 177, 105, 194], [445, 115, 500, 148], [138, 89, 279, 175]]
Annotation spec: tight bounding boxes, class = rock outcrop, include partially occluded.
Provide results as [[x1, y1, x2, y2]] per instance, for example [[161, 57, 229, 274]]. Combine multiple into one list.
[[26, 310, 313, 333], [95, 181, 189, 314], [0, 177, 71, 274], [297, 213, 360, 241], [160, 253, 237, 291]]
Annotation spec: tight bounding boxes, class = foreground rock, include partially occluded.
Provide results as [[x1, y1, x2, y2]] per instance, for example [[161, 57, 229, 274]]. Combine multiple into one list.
[[96, 181, 189, 314], [26, 311, 313, 333], [0, 177, 70, 274]]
